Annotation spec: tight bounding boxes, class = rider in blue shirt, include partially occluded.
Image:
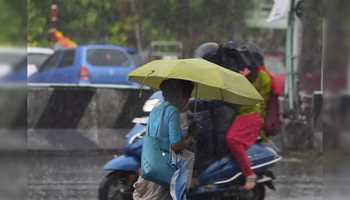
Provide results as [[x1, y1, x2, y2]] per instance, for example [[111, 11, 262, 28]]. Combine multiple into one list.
[[148, 101, 183, 149], [133, 79, 194, 200]]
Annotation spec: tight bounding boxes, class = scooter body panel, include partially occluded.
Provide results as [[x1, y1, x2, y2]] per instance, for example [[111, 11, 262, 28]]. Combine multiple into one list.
[[198, 144, 279, 185], [103, 155, 140, 172], [123, 123, 146, 158]]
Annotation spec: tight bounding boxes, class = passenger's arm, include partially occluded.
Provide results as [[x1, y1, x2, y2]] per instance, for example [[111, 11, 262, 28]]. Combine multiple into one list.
[[168, 110, 191, 153], [171, 135, 192, 153]]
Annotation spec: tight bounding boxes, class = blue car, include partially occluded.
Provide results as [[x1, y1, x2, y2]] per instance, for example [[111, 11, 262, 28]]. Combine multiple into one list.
[[29, 45, 144, 87]]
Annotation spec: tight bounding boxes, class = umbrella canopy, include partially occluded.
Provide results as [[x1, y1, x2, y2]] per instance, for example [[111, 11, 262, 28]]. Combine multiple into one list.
[[128, 58, 262, 105]]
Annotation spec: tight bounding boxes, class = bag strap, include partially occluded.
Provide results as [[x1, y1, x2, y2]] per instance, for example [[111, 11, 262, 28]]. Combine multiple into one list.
[[146, 102, 169, 137], [156, 103, 169, 138]]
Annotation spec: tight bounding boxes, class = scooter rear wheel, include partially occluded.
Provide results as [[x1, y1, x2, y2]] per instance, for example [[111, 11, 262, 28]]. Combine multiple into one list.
[[199, 184, 265, 200], [98, 172, 134, 200], [244, 184, 266, 200]]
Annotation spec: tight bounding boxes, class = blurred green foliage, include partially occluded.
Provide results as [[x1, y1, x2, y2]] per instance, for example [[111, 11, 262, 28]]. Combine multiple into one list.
[[27, 0, 255, 54], [0, 0, 26, 45]]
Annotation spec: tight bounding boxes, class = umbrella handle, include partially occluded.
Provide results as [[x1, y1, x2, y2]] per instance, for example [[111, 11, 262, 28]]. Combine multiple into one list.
[[138, 70, 155, 98], [194, 83, 198, 113]]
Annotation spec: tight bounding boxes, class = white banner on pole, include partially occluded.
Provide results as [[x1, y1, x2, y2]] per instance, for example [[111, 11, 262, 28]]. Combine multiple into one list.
[[267, 0, 290, 22]]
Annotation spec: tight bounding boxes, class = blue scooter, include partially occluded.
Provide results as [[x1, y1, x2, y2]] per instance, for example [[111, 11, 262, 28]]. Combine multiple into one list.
[[99, 91, 282, 200]]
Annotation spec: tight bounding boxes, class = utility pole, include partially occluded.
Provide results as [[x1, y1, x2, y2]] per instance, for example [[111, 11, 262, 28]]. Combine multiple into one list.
[[293, 0, 303, 94], [286, 0, 296, 110]]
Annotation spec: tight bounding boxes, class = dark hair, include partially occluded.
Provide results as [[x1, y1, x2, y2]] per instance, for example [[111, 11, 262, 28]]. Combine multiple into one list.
[[217, 41, 246, 72], [202, 51, 222, 66], [160, 79, 194, 100], [237, 42, 264, 69], [214, 41, 265, 72]]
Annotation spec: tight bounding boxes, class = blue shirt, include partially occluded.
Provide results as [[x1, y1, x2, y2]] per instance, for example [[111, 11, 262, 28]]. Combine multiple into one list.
[[147, 101, 183, 148]]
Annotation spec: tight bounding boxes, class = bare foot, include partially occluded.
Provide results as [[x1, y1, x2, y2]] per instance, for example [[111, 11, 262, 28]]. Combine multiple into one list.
[[242, 174, 257, 190]]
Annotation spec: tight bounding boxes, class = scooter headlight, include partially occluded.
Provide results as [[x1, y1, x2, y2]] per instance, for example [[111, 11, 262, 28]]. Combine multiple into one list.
[[132, 117, 148, 124], [143, 99, 161, 112]]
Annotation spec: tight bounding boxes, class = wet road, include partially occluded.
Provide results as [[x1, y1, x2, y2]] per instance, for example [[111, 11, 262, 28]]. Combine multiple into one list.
[[265, 157, 323, 200], [28, 151, 111, 200], [25, 151, 339, 200]]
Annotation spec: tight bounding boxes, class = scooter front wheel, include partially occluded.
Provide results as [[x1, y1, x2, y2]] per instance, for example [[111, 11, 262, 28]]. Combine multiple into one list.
[[98, 172, 135, 200]]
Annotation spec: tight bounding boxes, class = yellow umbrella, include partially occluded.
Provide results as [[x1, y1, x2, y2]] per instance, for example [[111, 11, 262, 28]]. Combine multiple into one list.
[[128, 58, 262, 105]]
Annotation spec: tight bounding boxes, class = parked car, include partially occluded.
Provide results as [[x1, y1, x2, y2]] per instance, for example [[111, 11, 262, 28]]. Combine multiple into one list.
[[27, 47, 54, 77], [148, 41, 183, 60], [0, 47, 27, 83], [29, 45, 144, 87], [0, 47, 54, 82], [0, 47, 26, 79]]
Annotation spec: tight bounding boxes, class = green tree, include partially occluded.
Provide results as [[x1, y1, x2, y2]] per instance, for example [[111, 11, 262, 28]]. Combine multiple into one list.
[[27, 0, 51, 46], [27, 0, 263, 56], [0, 0, 26, 45], [28, 0, 137, 47]]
